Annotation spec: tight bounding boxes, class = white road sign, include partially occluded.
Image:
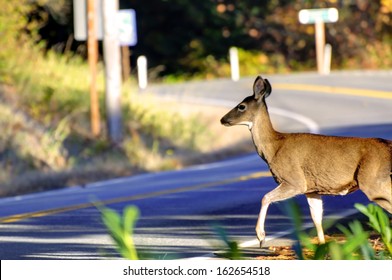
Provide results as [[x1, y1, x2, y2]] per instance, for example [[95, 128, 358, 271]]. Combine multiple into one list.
[[299, 8, 339, 24], [117, 9, 138, 46]]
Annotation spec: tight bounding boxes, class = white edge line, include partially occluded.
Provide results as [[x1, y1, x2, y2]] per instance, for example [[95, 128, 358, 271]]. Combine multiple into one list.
[[269, 107, 320, 134], [178, 96, 321, 134]]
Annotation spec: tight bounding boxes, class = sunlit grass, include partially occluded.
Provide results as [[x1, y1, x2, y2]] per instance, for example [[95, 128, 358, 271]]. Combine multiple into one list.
[[0, 37, 218, 195]]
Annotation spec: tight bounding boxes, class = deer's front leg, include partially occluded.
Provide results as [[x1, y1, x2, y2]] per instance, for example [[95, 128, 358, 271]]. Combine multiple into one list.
[[256, 182, 304, 247]]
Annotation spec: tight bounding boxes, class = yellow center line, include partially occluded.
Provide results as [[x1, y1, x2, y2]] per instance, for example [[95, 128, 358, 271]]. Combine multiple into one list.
[[0, 171, 272, 224], [274, 83, 392, 100]]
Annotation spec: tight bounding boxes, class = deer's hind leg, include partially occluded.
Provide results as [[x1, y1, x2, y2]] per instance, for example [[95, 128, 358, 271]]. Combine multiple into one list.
[[306, 193, 325, 244]]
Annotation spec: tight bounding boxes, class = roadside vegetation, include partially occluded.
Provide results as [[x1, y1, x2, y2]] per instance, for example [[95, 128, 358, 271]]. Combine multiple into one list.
[[0, 38, 221, 196], [0, 1, 391, 196], [284, 202, 392, 260], [124, 0, 392, 81], [98, 202, 392, 260], [0, 1, 227, 196]]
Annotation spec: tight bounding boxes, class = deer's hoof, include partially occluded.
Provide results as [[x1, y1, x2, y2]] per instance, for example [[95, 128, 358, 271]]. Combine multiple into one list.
[[256, 230, 266, 248]]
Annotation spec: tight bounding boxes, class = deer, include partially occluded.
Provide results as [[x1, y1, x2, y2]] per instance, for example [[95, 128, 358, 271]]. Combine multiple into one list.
[[220, 75, 392, 247]]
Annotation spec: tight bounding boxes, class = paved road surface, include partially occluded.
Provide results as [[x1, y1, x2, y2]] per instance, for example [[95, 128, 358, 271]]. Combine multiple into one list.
[[0, 70, 391, 259]]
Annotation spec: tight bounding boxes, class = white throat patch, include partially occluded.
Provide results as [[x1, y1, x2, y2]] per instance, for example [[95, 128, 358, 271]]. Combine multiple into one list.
[[238, 121, 253, 130]]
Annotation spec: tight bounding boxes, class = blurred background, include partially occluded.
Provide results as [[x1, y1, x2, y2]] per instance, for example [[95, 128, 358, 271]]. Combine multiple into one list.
[[0, 0, 391, 197], [11, 0, 392, 78]]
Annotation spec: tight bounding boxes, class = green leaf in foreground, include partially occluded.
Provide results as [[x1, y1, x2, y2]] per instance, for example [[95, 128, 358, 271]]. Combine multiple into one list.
[[97, 203, 140, 260], [355, 203, 392, 256]]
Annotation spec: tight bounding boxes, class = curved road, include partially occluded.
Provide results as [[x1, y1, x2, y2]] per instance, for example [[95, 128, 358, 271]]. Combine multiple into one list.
[[0, 70, 391, 259]]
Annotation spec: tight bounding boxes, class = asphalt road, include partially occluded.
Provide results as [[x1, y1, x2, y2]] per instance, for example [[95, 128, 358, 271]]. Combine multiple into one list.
[[0, 70, 391, 259]]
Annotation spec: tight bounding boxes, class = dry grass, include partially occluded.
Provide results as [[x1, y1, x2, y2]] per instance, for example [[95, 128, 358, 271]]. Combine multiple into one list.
[[0, 87, 253, 197], [0, 13, 254, 197], [162, 100, 251, 151]]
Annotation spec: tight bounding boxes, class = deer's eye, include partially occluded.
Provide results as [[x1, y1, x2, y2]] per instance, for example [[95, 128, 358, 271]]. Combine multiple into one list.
[[238, 104, 247, 111]]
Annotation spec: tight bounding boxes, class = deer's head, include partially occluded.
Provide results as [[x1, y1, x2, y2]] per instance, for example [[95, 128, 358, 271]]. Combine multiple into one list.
[[220, 76, 271, 130]]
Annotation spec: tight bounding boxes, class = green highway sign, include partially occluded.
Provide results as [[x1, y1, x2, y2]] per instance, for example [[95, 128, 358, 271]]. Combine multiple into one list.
[[299, 8, 339, 24]]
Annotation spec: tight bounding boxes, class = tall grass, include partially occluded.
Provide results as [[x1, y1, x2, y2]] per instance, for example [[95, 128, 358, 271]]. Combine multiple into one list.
[[0, 43, 213, 191], [0, 2, 215, 195]]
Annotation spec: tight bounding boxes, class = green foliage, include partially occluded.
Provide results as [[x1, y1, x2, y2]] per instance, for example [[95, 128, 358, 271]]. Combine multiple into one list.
[[238, 49, 288, 76], [121, 96, 212, 171], [5, 0, 392, 81], [11, 49, 94, 124], [212, 225, 243, 260], [124, 96, 211, 151], [97, 204, 140, 260], [0, 0, 214, 192], [333, 222, 375, 260], [283, 199, 307, 259], [97, 202, 391, 260], [127, 0, 392, 77], [355, 203, 392, 256], [212, 202, 387, 260], [126, 0, 256, 76], [301, 221, 376, 260], [0, 1, 36, 84], [163, 48, 289, 81], [287, 201, 391, 260]]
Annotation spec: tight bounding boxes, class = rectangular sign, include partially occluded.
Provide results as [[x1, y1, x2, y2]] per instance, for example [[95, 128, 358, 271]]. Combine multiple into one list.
[[299, 8, 338, 24], [117, 9, 138, 46], [73, 0, 103, 40], [73, 0, 137, 46]]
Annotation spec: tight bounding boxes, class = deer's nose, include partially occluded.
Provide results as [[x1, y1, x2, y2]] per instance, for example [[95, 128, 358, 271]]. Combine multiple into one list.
[[220, 116, 231, 126]]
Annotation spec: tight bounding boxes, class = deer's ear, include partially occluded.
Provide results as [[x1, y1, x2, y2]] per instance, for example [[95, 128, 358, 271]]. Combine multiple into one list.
[[253, 76, 272, 100]]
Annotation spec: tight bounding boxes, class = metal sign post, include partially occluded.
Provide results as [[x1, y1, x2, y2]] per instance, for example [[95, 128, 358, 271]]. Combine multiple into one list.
[[102, 0, 122, 143], [299, 8, 338, 75]]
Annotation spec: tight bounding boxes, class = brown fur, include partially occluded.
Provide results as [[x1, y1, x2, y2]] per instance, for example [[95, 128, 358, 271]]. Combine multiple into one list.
[[221, 76, 392, 245]]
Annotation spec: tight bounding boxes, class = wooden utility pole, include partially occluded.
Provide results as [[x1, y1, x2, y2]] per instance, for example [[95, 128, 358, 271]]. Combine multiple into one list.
[[87, 0, 101, 136], [102, 0, 122, 143]]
